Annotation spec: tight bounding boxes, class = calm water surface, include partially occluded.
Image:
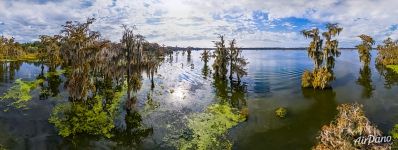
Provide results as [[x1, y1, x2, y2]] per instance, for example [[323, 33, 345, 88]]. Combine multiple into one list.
[[0, 50, 398, 150]]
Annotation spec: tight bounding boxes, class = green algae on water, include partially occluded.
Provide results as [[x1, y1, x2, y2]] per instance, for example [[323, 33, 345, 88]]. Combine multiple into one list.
[[49, 84, 127, 138], [44, 69, 66, 78], [387, 65, 398, 74], [171, 103, 246, 150], [0, 79, 44, 109], [275, 107, 288, 118], [48, 96, 115, 138]]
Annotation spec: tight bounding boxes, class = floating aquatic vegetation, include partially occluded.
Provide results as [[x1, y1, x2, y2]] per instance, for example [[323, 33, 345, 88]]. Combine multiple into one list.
[[43, 69, 66, 78], [391, 124, 398, 149], [49, 84, 127, 138], [391, 124, 398, 139], [0, 79, 44, 109], [170, 103, 246, 150], [143, 93, 160, 113], [275, 107, 287, 118], [49, 96, 115, 138], [387, 65, 398, 74]]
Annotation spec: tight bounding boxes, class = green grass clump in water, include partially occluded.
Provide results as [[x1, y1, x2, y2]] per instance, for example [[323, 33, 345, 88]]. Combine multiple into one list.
[[44, 69, 66, 78], [275, 107, 287, 118], [387, 65, 398, 74], [177, 103, 246, 150], [0, 79, 44, 109]]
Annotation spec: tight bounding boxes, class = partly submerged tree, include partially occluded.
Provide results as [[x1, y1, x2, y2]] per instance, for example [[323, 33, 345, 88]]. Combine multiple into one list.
[[355, 34, 375, 98], [301, 23, 343, 89], [302, 28, 323, 69], [213, 36, 248, 82], [228, 39, 248, 82], [60, 18, 109, 101], [356, 34, 375, 66], [212, 35, 229, 80], [322, 23, 342, 70]]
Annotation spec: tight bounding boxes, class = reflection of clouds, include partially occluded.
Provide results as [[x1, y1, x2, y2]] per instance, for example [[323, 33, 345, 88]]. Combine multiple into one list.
[[242, 50, 312, 96]]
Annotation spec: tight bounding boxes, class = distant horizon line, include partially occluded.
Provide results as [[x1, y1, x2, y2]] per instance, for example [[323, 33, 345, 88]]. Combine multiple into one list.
[[172, 47, 373, 50]]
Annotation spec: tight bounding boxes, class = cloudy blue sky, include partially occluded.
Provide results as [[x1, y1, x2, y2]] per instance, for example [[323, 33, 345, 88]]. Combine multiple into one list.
[[0, 0, 398, 47]]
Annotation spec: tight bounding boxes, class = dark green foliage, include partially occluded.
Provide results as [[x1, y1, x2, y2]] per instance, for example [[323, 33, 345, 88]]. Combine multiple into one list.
[[48, 96, 115, 138]]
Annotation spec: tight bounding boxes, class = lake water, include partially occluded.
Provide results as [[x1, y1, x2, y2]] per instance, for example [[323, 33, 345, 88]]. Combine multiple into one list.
[[0, 50, 397, 150]]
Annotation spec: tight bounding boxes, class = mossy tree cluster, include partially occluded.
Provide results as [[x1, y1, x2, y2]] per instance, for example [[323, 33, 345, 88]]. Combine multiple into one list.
[[301, 23, 343, 89], [376, 37, 398, 65], [313, 103, 390, 150], [0, 18, 166, 140], [356, 34, 375, 66], [0, 36, 39, 60], [356, 34, 375, 98], [212, 35, 248, 83]]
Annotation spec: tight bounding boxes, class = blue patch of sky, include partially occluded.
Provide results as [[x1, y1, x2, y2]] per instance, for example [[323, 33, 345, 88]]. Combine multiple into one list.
[[385, 24, 398, 36], [80, 0, 93, 8], [389, 24, 398, 31], [111, 0, 117, 7], [251, 10, 325, 32], [146, 18, 162, 25]]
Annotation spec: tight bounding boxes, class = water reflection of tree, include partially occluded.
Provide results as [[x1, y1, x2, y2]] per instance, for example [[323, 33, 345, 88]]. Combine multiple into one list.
[[36, 70, 62, 100], [355, 34, 375, 98], [111, 110, 153, 147], [376, 64, 398, 88], [0, 61, 22, 82], [210, 36, 249, 111], [213, 70, 248, 110], [200, 50, 210, 79], [356, 65, 374, 98], [187, 47, 192, 63]]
